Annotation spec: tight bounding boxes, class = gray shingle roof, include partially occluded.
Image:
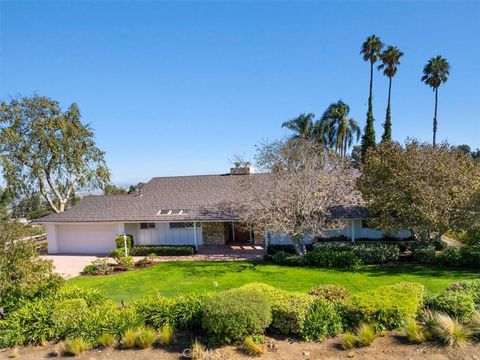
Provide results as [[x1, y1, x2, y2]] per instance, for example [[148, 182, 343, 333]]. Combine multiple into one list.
[[38, 173, 367, 223]]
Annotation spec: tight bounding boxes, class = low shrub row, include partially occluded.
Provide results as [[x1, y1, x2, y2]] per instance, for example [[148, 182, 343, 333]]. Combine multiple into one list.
[[4, 280, 479, 349], [270, 243, 400, 268], [346, 282, 425, 331], [0, 286, 142, 348], [130, 245, 195, 256], [412, 243, 480, 268]]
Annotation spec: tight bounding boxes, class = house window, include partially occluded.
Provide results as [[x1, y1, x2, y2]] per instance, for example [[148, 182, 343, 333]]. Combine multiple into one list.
[[140, 223, 155, 230], [169, 222, 199, 229]]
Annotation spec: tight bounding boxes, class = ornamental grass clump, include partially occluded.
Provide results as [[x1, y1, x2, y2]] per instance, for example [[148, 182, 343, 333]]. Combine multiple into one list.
[[403, 319, 429, 344], [471, 311, 480, 339], [134, 327, 156, 349], [341, 331, 358, 350], [60, 337, 89, 357], [157, 323, 174, 346], [121, 329, 138, 349], [96, 333, 116, 348], [357, 323, 377, 347], [433, 313, 470, 347], [242, 336, 264, 357]]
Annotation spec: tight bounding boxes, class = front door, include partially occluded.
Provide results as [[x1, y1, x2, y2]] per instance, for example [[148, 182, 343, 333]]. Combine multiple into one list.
[[225, 222, 253, 244]]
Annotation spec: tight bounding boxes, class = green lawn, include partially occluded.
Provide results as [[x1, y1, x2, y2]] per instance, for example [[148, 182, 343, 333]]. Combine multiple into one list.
[[68, 261, 479, 303]]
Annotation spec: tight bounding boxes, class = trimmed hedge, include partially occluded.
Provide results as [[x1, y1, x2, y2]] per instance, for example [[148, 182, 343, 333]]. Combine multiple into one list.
[[306, 244, 361, 268], [202, 287, 272, 343], [354, 244, 400, 264], [267, 244, 315, 255], [130, 245, 195, 256], [346, 282, 425, 331], [240, 283, 313, 335]]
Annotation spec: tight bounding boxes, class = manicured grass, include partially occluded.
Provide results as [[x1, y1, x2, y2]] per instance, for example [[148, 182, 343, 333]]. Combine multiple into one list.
[[68, 261, 479, 303]]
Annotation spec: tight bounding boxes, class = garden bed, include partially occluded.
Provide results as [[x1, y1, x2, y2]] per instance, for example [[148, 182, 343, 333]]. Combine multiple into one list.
[[1, 332, 478, 360]]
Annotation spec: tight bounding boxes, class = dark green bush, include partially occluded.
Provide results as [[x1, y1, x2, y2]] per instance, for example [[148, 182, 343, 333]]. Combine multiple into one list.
[[271, 251, 307, 266], [411, 245, 437, 263], [437, 246, 462, 266], [347, 282, 425, 331], [115, 234, 134, 249], [433, 239, 448, 251], [308, 284, 350, 302], [460, 244, 480, 268], [430, 288, 476, 322], [130, 245, 195, 256], [302, 298, 343, 341], [202, 288, 272, 343], [354, 244, 400, 264], [80, 264, 99, 275], [306, 244, 361, 268]]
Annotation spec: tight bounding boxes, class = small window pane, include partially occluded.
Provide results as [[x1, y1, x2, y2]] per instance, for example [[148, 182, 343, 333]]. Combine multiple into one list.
[[169, 222, 186, 229], [140, 223, 148, 229], [185, 222, 194, 228]]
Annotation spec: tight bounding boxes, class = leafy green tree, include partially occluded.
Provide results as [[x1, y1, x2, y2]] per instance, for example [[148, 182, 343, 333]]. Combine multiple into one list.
[[0, 221, 63, 313], [103, 184, 128, 195], [0, 187, 11, 223], [128, 182, 145, 194], [421, 56, 450, 146], [11, 193, 52, 220], [378, 46, 404, 142], [358, 140, 480, 242], [320, 100, 361, 158], [360, 35, 384, 160], [0, 96, 110, 213]]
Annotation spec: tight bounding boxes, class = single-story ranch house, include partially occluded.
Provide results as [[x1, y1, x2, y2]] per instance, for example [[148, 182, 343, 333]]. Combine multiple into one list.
[[39, 165, 410, 254]]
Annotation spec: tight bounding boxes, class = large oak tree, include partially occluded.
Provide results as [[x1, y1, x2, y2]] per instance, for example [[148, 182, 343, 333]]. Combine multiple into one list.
[[358, 140, 480, 242], [0, 96, 110, 213]]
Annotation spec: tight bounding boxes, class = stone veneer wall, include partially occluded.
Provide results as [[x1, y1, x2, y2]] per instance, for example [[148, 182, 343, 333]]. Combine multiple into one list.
[[202, 222, 226, 245]]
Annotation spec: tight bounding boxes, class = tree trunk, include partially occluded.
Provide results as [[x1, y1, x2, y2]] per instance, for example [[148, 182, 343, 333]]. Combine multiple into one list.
[[292, 235, 307, 256], [369, 61, 374, 104], [381, 77, 392, 143], [433, 87, 438, 146]]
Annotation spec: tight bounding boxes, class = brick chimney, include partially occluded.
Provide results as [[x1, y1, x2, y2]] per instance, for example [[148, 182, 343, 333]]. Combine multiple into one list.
[[230, 162, 254, 175]]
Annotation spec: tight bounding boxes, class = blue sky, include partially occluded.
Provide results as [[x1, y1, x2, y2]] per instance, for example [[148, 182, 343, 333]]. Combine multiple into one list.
[[1, 1, 479, 185]]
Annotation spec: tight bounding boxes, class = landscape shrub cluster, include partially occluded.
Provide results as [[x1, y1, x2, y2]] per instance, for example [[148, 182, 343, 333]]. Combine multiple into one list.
[[269, 241, 479, 269], [2, 279, 480, 351], [130, 245, 195, 256], [270, 243, 400, 268]]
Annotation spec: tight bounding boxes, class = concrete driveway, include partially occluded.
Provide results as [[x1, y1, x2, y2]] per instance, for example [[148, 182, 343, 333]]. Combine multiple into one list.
[[41, 255, 101, 279]]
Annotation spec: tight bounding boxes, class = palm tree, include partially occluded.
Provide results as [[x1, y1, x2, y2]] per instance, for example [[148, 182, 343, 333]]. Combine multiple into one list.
[[282, 113, 328, 147], [378, 45, 404, 142], [321, 100, 361, 158], [421, 56, 450, 146], [360, 35, 384, 160]]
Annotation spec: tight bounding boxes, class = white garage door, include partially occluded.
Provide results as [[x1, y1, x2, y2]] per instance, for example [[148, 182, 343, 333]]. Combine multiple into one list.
[[57, 224, 117, 254]]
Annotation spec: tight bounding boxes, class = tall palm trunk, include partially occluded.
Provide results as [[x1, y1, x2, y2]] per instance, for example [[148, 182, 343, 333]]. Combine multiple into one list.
[[433, 87, 438, 146], [381, 77, 392, 142], [369, 61, 374, 109]]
